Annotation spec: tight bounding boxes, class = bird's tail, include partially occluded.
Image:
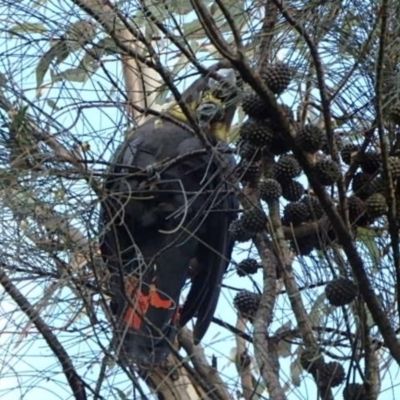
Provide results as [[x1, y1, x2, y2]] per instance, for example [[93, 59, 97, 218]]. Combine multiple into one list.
[[110, 271, 184, 365], [108, 242, 189, 364]]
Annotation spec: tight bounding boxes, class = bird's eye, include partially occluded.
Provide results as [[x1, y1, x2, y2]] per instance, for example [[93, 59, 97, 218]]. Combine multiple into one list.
[[208, 78, 219, 89], [197, 102, 222, 123]]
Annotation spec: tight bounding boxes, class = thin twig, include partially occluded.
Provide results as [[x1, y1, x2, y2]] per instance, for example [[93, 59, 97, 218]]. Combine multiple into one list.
[[258, 0, 278, 68], [212, 316, 253, 342], [178, 328, 232, 400], [0, 266, 87, 400]]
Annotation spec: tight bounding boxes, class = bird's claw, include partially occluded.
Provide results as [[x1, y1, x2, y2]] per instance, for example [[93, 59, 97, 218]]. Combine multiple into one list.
[[146, 165, 161, 181]]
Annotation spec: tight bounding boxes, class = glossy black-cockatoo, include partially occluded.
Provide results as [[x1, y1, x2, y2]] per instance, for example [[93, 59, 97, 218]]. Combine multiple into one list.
[[99, 69, 239, 364]]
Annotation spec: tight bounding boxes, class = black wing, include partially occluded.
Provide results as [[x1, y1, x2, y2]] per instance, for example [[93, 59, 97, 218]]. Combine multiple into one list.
[[99, 118, 237, 363], [179, 152, 238, 343]]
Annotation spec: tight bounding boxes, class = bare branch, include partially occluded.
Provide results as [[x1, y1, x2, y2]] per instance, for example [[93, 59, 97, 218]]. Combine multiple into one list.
[[235, 317, 255, 400], [0, 266, 87, 400], [258, 0, 278, 68], [178, 328, 232, 400]]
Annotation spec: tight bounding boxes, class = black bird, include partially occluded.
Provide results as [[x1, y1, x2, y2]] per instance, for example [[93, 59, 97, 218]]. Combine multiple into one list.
[[99, 69, 239, 364]]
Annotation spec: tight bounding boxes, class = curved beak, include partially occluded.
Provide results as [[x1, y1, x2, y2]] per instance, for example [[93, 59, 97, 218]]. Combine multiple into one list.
[[196, 68, 239, 141]]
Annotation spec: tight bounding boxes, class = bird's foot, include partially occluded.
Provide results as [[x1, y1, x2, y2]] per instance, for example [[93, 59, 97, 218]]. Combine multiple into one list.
[[146, 165, 161, 182]]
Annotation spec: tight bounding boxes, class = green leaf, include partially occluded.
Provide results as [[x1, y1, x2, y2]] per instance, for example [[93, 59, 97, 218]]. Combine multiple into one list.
[[0, 72, 7, 87], [168, 0, 213, 15], [228, 346, 237, 362], [52, 67, 94, 83], [30, 0, 47, 7], [364, 306, 376, 329], [210, 2, 219, 15], [36, 42, 69, 89], [274, 321, 293, 358], [0, 169, 16, 189], [51, 47, 100, 84], [276, 339, 292, 358], [8, 23, 47, 35], [84, 42, 106, 62], [65, 20, 97, 52], [182, 19, 206, 37], [290, 360, 302, 387], [357, 227, 381, 271], [46, 99, 60, 111], [309, 291, 332, 326], [96, 37, 123, 56], [114, 388, 128, 400], [251, 375, 267, 399], [274, 320, 292, 335], [210, 0, 247, 33]]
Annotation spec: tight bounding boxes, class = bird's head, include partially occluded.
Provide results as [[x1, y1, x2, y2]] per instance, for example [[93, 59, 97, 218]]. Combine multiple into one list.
[[166, 68, 239, 141], [196, 69, 239, 141]]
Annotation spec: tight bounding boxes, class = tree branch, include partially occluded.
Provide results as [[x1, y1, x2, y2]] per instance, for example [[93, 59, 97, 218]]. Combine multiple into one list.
[[178, 328, 232, 400], [0, 266, 87, 400], [258, 0, 278, 69], [235, 317, 255, 400]]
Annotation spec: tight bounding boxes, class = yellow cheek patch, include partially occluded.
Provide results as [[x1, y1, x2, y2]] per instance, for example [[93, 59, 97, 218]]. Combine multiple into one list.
[[209, 122, 229, 141], [202, 92, 223, 107], [159, 88, 231, 142]]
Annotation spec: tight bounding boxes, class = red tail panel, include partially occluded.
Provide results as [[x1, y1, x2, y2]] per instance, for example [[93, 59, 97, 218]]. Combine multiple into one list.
[[122, 277, 176, 330]]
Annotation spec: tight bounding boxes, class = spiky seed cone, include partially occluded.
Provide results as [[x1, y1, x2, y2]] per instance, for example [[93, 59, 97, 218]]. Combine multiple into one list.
[[300, 348, 322, 374], [236, 258, 260, 277], [301, 195, 324, 220], [261, 62, 293, 95], [292, 235, 318, 256], [241, 94, 294, 122], [351, 172, 373, 199], [241, 93, 268, 120], [341, 144, 360, 165], [283, 202, 309, 226], [237, 140, 263, 161], [258, 179, 282, 202], [360, 151, 381, 174], [366, 193, 387, 219], [297, 124, 324, 153], [317, 361, 345, 388], [229, 220, 253, 243], [325, 277, 358, 306], [343, 383, 367, 400], [273, 155, 302, 183], [234, 290, 261, 321], [347, 196, 369, 226], [388, 104, 400, 125], [239, 118, 274, 147], [388, 156, 400, 178], [269, 130, 292, 155], [282, 180, 305, 202], [236, 160, 262, 184], [313, 159, 341, 186], [321, 134, 344, 154], [241, 208, 267, 233], [368, 176, 386, 196]]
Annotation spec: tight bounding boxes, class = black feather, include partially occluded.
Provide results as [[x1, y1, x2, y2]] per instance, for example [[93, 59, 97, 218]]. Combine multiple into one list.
[[99, 116, 238, 364]]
